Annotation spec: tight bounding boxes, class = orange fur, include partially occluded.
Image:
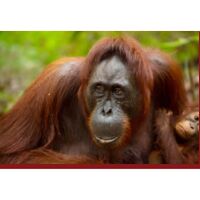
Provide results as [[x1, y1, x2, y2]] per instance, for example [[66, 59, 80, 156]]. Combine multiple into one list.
[[0, 37, 187, 164]]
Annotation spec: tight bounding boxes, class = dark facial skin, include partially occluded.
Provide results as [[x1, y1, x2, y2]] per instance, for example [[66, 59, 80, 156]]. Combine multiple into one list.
[[175, 111, 199, 139], [85, 56, 138, 147]]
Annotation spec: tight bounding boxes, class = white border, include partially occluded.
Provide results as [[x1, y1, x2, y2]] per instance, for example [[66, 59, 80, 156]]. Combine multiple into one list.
[[0, 169, 199, 200], [0, 0, 199, 30]]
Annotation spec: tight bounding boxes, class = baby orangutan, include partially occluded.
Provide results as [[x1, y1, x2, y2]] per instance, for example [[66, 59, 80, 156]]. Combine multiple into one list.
[[149, 106, 199, 164]]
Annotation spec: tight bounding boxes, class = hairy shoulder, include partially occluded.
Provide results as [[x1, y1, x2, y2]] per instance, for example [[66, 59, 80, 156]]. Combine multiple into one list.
[[41, 57, 84, 78]]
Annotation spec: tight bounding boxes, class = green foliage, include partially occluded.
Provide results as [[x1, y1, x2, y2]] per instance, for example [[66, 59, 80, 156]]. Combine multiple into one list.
[[0, 31, 198, 114]]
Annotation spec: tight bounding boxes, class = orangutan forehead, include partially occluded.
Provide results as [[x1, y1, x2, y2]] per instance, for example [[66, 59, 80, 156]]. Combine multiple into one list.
[[90, 56, 130, 85]]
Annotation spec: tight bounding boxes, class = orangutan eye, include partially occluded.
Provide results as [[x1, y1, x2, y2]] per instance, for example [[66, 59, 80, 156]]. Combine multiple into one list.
[[194, 115, 199, 121], [94, 84, 105, 96], [112, 86, 125, 98]]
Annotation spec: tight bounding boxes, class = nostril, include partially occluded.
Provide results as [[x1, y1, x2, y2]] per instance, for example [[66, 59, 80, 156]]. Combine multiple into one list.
[[101, 109, 105, 116], [107, 109, 112, 115], [102, 108, 112, 116], [102, 101, 112, 116], [190, 123, 195, 130]]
